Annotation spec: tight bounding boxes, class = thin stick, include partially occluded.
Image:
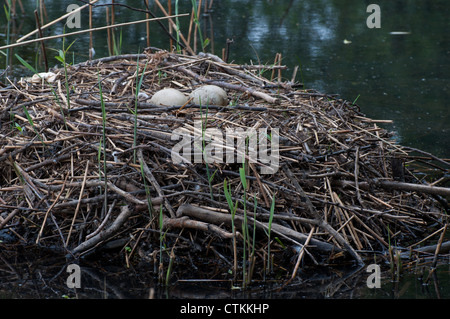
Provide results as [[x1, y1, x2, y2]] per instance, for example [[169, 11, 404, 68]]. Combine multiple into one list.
[[425, 223, 448, 284], [86, 199, 116, 240], [354, 146, 363, 206], [36, 174, 69, 245], [270, 53, 279, 82], [145, 0, 150, 47], [432, 223, 448, 269], [89, 3, 93, 59], [17, 0, 100, 43], [138, 148, 176, 218], [66, 160, 90, 246], [111, 0, 115, 54], [187, 10, 194, 50], [168, 0, 173, 50], [0, 14, 189, 51], [288, 227, 315, 283], [39, 0, 44, 26], [0, 201, 24, 231], [277, 53, 282, 82], [106, 7, 112, 56]]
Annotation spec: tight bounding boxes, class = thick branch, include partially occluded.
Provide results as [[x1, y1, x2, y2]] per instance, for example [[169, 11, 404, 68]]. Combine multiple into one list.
[[70, 205, 132, 256], [176, 203, 340, 253]]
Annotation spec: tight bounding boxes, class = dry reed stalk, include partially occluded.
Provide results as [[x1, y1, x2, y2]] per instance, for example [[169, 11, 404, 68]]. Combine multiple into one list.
[[17, 0, 100, 43], [89, 4, 93, 59], [33, 10, 48, 73], [66, 160, 90, 246], [153, 0, 195, 55], [168, 0, 173, 50], [0, 14, 189, 51], [145, 0, 151, 47]]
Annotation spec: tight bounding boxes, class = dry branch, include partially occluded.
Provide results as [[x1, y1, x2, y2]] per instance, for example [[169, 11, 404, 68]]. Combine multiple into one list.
[[70, 205, 133, 256]]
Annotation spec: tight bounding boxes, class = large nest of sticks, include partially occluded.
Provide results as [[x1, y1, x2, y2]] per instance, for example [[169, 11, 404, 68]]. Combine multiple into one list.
[[1, 49, 449, 280]]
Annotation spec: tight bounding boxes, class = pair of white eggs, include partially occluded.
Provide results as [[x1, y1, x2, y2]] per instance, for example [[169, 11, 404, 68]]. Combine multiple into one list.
[[149, 85, 228, 107]]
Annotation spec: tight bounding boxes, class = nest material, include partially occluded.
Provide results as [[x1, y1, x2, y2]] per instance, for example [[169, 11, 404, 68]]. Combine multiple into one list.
[[0, 49, 449, 274]]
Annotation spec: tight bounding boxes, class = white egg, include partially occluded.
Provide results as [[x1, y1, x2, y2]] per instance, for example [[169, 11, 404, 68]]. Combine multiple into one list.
[[149, 88, 189, 106], [190, 85, 228, 106], [31, 72, 57, 83]]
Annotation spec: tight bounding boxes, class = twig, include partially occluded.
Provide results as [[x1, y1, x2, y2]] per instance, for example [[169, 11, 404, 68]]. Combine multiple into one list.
[[354, 146, 363, 206], [283, 166, 364, 265], [176, 203, 339, 253], [17, 0, 100, 43], [70, 205, 133, 256], [137, 148, 176, 218], [66, 160, 90, 246], [34, 10, 48, 72], [164, 216, 234, 239], [286, 227, 315, 285], [335, 179, 450, 197], [36, 174, 69, 245]]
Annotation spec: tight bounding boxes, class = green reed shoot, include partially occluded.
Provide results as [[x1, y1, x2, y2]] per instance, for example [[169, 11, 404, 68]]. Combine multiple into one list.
[[352, 94, 360, 106], [266, 193, 276, 275], [112, 28, 123, 56], [224, 178, 238, 281], [239, 160, 249, 287], [190, 0, 209, 51], [16, 53, 68, 130], [13, 55, 47, 145], [165, 249, 174, 286], [386, 224, 402, 281]]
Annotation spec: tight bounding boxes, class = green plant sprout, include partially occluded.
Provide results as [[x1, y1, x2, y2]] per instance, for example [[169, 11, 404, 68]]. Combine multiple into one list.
[[175, 0, 181, 53], [112, 28, 123, 56], [53, 34, 76, 110], [15, 50, 69, 131], [190, 0, 209, 51]]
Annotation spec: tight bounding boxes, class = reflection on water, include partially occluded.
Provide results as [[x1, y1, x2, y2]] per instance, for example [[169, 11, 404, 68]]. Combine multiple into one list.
[[1, 245, 448, 299]]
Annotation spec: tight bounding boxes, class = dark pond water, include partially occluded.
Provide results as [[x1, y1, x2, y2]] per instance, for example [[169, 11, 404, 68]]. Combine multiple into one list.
[[1, 0, 449, 300]]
